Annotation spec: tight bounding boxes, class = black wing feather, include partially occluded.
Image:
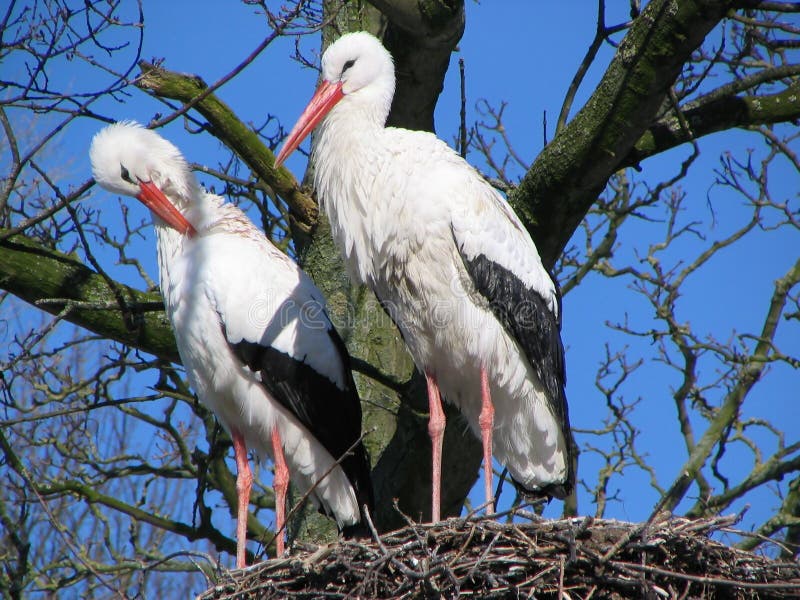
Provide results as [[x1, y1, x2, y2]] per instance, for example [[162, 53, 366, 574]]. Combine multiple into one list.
[[227, 325, 374, 529]]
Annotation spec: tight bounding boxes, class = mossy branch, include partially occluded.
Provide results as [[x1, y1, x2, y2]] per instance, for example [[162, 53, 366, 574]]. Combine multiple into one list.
[[737, 476, 800, 556], [0, 232, 179, 363], [627, 83, 800, 166], [512, 0, 743, 268], [135, 61, 318, 242]]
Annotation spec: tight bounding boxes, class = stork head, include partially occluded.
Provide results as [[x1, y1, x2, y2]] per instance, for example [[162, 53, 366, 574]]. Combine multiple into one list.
[[275, 31, 395, 166], [90, 121, 197, 236]]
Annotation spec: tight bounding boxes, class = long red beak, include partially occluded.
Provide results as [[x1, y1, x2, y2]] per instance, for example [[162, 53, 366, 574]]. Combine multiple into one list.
[[136, 180, 196, 237], [274, 80, 344, 167]]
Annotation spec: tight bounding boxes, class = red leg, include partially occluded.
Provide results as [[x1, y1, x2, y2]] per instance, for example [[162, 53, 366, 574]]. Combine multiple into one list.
[[479, 366, 495, 513], [231, 430, 253, 569], [270, 427, 289, 557], [426, 372, 446, 523]]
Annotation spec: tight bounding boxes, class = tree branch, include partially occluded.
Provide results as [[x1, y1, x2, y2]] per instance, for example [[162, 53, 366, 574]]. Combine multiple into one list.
[[0, 232, 179, 363], [512, 0, 748, 268], [626, 83, 800, 166], [656, 255, 800, 515], [135, 61, 318, 243]]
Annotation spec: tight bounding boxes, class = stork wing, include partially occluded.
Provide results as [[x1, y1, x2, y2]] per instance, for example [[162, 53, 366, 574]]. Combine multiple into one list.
[[450, 182, 567, 420], [202, 232, 373, 514]]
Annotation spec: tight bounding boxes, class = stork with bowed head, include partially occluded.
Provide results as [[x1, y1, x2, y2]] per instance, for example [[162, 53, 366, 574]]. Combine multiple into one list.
[[90, 121, 374, 567], [275, 32, 574, 521]]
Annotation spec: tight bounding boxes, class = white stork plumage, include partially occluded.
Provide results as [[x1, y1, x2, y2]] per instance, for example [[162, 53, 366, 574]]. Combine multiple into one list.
[[90, 121, 373, 567], [276, 32, 573, 521]]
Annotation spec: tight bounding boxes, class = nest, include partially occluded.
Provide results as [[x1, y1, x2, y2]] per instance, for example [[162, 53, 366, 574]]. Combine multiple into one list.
[[199, 512, 800, 599]]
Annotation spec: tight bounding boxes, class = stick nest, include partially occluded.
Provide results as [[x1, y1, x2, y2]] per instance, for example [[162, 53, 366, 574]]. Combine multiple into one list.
[[199, 513, 800, 599]]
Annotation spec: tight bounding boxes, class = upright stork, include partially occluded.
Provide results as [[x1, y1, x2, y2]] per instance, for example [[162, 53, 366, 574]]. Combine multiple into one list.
[[90, 121, 373, 566], [276, 32, 573, 521]]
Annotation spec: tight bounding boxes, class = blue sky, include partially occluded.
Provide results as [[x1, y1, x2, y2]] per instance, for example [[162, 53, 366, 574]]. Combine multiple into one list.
[[6, 0, 798, 560]]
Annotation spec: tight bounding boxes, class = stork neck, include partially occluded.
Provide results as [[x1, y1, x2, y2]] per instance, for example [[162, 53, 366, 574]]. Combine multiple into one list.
[[315, 105, 387, 170], [324, 87, 389, 137], [311, 107, 391, 287], [154, 219, 188, 258]]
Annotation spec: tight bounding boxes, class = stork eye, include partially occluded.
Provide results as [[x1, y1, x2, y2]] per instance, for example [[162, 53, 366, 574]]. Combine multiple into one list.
[[341, 59, 355, 75], [120, 164, 133, 183]]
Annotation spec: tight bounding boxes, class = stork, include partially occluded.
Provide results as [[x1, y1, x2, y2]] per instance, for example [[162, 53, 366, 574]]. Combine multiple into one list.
[[90, 121, 373, 567], [276, 32, 573, 521]]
